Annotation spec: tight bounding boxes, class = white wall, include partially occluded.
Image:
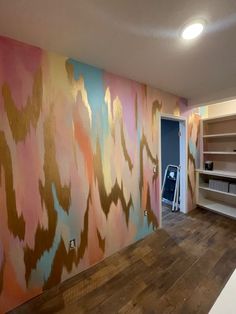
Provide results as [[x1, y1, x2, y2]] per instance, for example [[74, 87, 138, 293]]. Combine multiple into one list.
[[207, 99, 236, 118]]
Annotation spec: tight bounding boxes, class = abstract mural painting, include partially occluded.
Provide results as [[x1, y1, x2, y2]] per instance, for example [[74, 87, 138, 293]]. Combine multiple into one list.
[[0, 36, 197, 313], [187, 112, 201, 210]]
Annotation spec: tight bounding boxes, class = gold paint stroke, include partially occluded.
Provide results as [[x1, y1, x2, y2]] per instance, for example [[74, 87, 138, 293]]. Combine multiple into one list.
[[2, 68, 43, 143]]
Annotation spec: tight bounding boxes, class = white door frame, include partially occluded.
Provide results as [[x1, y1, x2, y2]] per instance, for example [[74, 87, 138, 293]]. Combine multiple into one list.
[[158, 114, 188, 227]]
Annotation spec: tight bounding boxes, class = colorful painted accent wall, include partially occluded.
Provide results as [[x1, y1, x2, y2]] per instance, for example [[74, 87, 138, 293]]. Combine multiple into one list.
[[186, 111, 201, 210], [0, 36, 200, 313]]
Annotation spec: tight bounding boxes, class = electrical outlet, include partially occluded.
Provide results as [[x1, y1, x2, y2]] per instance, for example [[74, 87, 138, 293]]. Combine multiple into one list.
[[69, 239, 76, 249]]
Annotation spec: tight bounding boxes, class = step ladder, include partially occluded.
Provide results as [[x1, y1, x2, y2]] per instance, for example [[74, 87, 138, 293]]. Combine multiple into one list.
[[162, 165, 180, 212]]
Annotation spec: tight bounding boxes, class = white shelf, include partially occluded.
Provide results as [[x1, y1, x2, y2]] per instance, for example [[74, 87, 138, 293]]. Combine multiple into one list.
[[197, 198, 236, 219], [199, 186, 236, 198], [198, 114, 236, 219], [203, 151, 236, 155], [203, 133, 236, 138], [202, 113, 236, 123], [196, 169, 236, 179]]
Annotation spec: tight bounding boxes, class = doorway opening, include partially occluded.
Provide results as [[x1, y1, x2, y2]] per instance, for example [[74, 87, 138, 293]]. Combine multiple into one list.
[[159, 115, 188, 226]]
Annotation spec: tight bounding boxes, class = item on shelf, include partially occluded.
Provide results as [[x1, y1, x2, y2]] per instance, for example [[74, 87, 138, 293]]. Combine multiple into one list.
[[209, 179, 229, 193], [229, 183, 236, 195], [205, 161, 214, 171]]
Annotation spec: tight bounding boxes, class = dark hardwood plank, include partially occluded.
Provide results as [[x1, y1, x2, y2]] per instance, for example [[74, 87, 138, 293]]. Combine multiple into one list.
[[10, 207, 236, 314]]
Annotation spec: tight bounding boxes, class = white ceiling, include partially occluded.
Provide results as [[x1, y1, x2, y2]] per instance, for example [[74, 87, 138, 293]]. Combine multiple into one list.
[[1, 0, 236, 105]]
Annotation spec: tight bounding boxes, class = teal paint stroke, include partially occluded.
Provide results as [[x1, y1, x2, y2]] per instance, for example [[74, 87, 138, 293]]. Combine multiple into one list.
[[66, 59, 109, 147], [130, 206, 153, 241], [30, 184, 75, 285]]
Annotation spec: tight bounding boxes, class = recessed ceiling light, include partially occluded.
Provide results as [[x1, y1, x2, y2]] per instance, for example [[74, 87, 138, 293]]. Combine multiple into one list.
[[181, 22, 205, 40]]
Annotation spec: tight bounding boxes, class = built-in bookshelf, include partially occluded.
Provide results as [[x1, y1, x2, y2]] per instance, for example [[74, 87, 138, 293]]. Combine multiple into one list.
[[196, 113, 236, 219]]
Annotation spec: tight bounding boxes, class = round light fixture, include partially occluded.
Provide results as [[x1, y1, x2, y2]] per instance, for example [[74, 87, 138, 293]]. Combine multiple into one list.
[[181, 22, 205, 40]]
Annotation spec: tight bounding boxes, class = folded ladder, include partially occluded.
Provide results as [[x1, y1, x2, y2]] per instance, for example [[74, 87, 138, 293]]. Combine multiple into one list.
[[162, 164, 180, 212]]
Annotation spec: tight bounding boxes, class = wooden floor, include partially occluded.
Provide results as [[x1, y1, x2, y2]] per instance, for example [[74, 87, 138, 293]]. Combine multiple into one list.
[[11, 207, 236, 314]]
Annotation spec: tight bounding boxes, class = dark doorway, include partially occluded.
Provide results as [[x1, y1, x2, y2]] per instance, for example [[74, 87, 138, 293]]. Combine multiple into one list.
[[161, 119, 180, 182]]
